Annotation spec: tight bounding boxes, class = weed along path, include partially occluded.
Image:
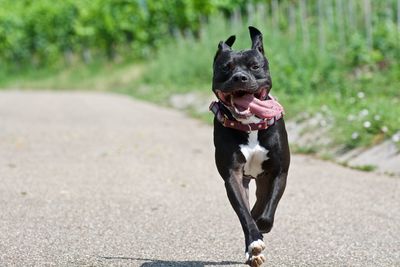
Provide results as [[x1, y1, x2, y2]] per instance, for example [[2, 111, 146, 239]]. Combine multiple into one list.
[[0, 90, 399, 266]]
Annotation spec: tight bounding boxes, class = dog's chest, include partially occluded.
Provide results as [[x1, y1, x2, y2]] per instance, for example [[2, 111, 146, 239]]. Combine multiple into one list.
[[239, 131, 269, 178]]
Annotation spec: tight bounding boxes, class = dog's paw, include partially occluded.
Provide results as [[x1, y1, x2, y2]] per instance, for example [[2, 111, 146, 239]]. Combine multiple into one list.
[[245, 253, 266, 267], [250, 254, 266, 267], [248, 239, 266, 255], [245, 240, 266, 266]]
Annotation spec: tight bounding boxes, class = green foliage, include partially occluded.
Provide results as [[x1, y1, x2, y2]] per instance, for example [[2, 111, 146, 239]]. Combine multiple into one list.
[[140, 0, 400, 149], [341, 162, 377, 172], [0, 0, 251, 70], [1, 0, 399, 150], [291, 145, 318, 155]]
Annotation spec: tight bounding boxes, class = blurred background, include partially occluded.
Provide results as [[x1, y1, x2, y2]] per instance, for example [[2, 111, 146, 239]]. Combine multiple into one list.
[[0, 0, 399, 171]]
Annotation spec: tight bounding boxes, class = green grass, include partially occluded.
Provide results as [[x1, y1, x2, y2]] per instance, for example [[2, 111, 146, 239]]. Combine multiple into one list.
[[0, 60, 144, 91], [291, 144, 318, 155], [134, 2, 400, 150], [0, 1, 399, 153], [341, 162, 377, 172]]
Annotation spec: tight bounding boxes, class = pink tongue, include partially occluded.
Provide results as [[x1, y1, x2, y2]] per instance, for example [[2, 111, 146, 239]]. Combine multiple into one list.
[[233, 94, 283, 118]]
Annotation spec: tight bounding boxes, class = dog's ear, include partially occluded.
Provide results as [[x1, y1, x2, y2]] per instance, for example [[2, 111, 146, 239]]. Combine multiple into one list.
[[249, 26, 264, 54], [214, 36, 235, 63], [225, 35, 236, 48]]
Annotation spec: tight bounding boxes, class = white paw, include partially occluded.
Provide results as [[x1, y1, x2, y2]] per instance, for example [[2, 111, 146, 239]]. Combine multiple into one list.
[[245, 239, 266, 266], [248, 239, 266, 255], [249, 254, 266, 267]]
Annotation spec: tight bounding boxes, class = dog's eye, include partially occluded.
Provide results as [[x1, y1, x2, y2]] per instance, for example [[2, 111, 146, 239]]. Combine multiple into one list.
[[251, 65, 260, 70], [222, 62, 233, 72]]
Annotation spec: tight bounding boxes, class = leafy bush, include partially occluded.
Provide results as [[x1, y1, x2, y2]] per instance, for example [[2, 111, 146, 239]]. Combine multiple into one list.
[[140, 0, 400, 149], [0, 0, 254, 70]]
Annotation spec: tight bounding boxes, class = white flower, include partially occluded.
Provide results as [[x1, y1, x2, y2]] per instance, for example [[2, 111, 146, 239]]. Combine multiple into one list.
[[357, 91, 365, 99], [359, 109, 369, 117], [363, 121, 371, 128], [381, 126, 388, 133], [392, 132, 400, 143], [374, 115, 381, 121], [351, 132, 359, 139], [347, 114, 356, 121]]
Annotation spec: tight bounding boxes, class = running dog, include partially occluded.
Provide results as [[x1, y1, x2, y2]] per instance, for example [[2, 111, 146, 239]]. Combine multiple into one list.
[[210, 26, 290, 266]]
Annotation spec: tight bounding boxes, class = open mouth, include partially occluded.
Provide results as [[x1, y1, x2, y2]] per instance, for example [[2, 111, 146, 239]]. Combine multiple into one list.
[[216, 88, 268, 117]]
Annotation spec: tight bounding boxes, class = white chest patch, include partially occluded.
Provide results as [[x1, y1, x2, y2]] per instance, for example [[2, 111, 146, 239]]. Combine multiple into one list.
[[240, 131, 269, 178]]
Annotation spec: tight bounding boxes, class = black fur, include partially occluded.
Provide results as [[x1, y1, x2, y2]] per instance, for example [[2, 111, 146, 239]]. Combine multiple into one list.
[[211, 26, 290, 263]]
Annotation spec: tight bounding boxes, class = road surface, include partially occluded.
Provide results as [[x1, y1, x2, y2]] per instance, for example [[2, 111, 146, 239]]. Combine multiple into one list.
[[0, 91, 399, 266]]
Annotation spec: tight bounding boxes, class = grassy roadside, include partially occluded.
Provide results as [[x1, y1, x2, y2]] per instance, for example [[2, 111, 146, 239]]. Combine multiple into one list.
[[2, 56, 398, 152], [0, 61, 144, 91], [134, 2, 400, 151], [1, 1, 399, 155]]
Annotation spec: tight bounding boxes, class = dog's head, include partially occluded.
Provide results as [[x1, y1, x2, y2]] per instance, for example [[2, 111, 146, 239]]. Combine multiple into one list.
[[212, 26, 272, 116]]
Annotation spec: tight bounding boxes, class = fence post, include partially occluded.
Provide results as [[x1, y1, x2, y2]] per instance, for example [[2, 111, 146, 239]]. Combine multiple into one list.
[[398, 0, 400, 58], [288, 3, 296, 39], [272, 0, 280, 36], [318, 0, 325, 54], [347, 0, 356, 32], [336, 0, 345, 47], [246, 3, 255, 25], [363, 0, 373, 51], [299, 0, 310, 50], [326, 0, 335, 29]]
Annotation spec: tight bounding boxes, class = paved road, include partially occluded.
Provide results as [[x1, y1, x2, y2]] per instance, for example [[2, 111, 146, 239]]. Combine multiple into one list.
[[0, 91, 399, 267]]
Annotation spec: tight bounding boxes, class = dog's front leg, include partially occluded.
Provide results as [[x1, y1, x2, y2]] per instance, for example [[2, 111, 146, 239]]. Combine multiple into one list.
[[223, 168, 266, 266], [253, 171, 288, 234]]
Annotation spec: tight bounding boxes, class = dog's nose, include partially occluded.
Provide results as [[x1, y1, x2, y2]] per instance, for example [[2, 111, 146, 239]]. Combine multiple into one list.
[[232, 73, 249, 83]]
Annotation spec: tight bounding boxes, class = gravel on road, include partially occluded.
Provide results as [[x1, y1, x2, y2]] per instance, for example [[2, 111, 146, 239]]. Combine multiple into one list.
[[0, 91, 399, 267]]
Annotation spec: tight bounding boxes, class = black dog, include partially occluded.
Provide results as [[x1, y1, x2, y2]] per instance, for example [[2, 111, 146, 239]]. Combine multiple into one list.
[[210, 26, 290, 266]]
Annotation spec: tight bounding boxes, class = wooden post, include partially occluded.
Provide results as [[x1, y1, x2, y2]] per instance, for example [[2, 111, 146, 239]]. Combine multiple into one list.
[[288, 4, 296, 40], [347, 0, 356, 31], [272, 0, 280, 36], [336, 0, 345, 47], [300, 0, 310, 50], [398, 0, 400, 57], [318, 0, 325, 54], [363, 0, 373, 51]]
